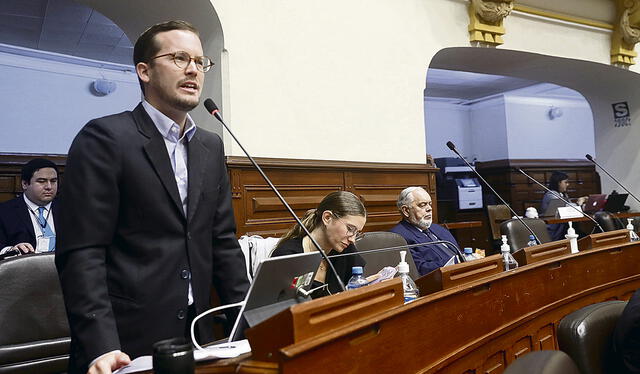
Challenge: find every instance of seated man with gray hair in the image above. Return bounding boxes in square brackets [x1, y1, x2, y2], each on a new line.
[389, 186, 461, 276]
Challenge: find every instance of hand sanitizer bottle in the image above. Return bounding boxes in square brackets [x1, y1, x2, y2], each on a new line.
[500, 235, 518, 271]
[565, 221, 579, 253]
[627, 219, 639, 242]
[397, 251, 419, 303]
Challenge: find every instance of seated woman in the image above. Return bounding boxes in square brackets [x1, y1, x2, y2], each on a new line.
[272, 191, 366, 298]
[541, 171, 588, 241]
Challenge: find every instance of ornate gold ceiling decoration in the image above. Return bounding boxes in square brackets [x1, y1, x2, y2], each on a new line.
[612, 0, 640, 67]
[468, 0, 514, 47]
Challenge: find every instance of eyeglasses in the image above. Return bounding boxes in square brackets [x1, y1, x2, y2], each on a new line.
[330, 212, 362, 238]
[150, 51, 213, 73]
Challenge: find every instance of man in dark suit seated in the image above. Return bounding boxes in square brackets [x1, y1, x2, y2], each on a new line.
[55, 20, 249, 374]
[390, 186, 461, 276]
[611, 288, 640, 373]
[0, 158, 59, 257]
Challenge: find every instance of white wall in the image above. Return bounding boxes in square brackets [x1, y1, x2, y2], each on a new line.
[425, 88, 595, 163]
[0, 51, 140, 154]
[504, 95, 595, 159]
[424, 100, 470, 159]
[469, 97, 509, 162]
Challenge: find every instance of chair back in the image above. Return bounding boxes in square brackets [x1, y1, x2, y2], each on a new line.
[593, 211, 624, 232]
[557, 300, 628, 374]
[500, 218, 551, 252]
[504, 350, 580, 374]
[0, 253, 70, 374]
[354, 232, 419, 279]
[487, 205, 512, 241]
[238, 235, 280, 279]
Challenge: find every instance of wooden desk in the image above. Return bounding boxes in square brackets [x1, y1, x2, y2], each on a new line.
[542, 211, 640, 225]
[198, 239, 640, 373]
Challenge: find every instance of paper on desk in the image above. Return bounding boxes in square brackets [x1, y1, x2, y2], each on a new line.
[111, 340, 250, 374]
[113, 339, 251, 374]
[113, 356, 152, 374]
[194, 339, 251, 361]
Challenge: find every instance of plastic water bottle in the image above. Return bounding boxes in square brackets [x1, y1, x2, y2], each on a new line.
[346, 266, 368, 290]
[627, 219, 640, 242]
[397, 251, 419, 303]
[527, 235, 537, 247]
[463, 247, 476, 261]
[500, 235, 519, 271]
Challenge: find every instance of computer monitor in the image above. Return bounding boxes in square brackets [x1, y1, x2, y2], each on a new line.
[228, 251, 322, 341]
[604, 193, 628, 213]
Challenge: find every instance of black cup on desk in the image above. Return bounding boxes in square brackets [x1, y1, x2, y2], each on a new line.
[152, 337, 195, 374]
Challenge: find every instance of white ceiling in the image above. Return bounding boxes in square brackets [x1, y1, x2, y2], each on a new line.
[425, 68, 585, 103]
[0, 0, 133, 65]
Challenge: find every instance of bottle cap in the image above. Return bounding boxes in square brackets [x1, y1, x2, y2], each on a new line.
[398, 251, 410, 273]
[464, 247, 473, 254]
[351, 266, 363, 275]
[529, 234, 535, 240]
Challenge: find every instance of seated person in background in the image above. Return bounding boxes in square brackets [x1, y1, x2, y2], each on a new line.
[272, 191, 366, 297]
[540, 171, 587, 241]
[611, 288, 640, 373]
[390, 186, 461, 276]
[0, 158, 59, 257]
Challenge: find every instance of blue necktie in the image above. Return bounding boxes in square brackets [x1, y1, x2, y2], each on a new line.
[37, 207, 56, 252]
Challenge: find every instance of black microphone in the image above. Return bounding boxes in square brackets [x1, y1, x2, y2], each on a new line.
[446, 141, 541, 244]
[585, 154, 640, 206]
[203, 99, 346, 291]
[514, 168, 604, 233]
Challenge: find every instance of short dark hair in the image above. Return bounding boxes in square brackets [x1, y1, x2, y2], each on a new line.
[133, 20, 200, 94]
[21, 158, 58, 183]
[548, 171, 569, 192]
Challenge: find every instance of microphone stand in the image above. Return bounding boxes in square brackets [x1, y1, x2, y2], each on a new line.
[586, 154, 640, 206]
[204, 99, 345, 291]
[515, 168, 604, 233]
[329, 239, 464, 260]
[445, 141, 541, 244]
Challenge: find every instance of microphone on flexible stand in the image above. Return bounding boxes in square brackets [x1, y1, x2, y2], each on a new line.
[445, 141, 541, 244]
[585, 154, 640, 206]
[203, 98, 346, 291]
[514, 167, 604, 233]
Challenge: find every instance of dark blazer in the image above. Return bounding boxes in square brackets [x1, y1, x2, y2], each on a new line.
[0, 196, 58, 250]
[55, 104, 250, 373]
[389, 220, 460, 276]
[611, 288, 640, 373]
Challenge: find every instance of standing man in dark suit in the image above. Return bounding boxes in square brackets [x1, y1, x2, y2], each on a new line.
[55, 20, 249, 374]
[390, 186, 461, 276]
[0, 158, 58, 257]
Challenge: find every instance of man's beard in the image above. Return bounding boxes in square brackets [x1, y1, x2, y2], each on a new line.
[411, 216, 432, 230]
[170, 95, 199, 112]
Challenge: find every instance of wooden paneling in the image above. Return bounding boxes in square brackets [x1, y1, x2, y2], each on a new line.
[475, 159, 601, 215]
[226, 156, 438, 237]
[0, 154, 437, 239]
